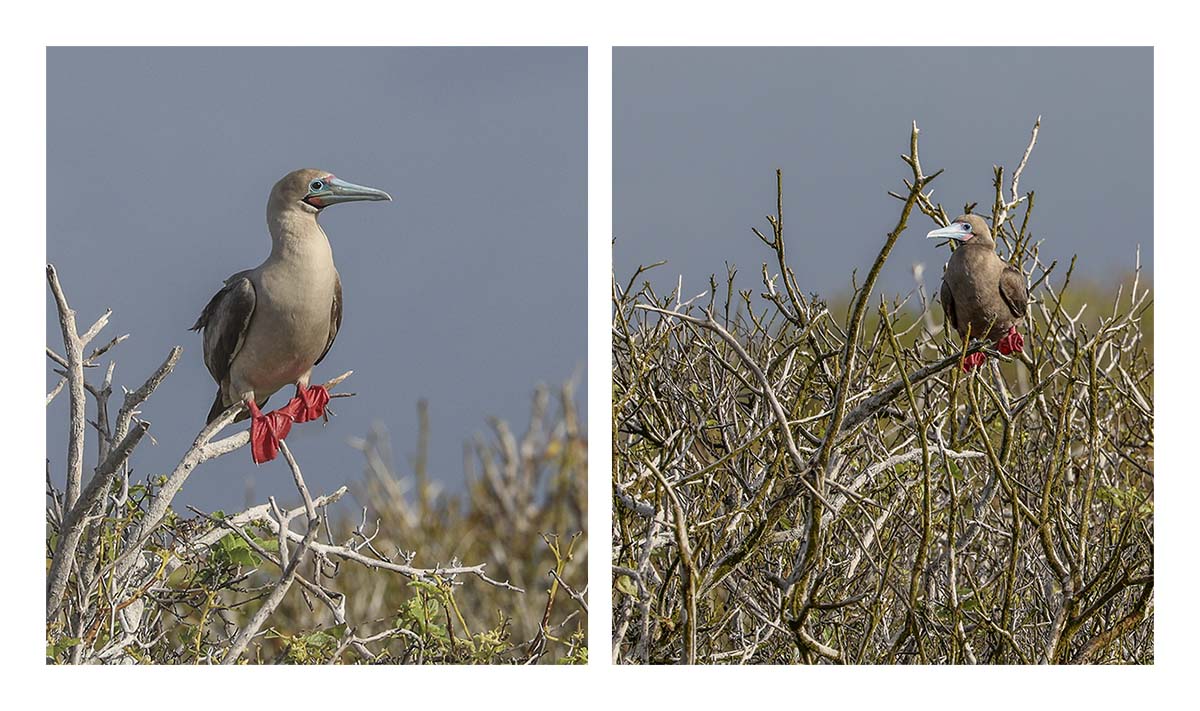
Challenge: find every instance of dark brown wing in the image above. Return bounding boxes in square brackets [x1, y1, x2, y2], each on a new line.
[315, 270, 342, 366]
[190, 270, 256, 385]
[939, 278, 959, 332]
[998, 265, 1029, 320]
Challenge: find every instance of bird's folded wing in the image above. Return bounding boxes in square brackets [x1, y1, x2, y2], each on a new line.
[998, 265, 1029, 319]
[939, 279, 959, 332]
[191, 271, 257, 383]
[315, 270, 342, 366]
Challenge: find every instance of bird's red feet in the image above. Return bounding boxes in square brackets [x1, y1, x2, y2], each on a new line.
[247, 399, 295, 464]
[245, 386, 330, 463]
[962, 351, 987, 372]
[997, 325, 1024, 356]
[290, 384, 330, 423]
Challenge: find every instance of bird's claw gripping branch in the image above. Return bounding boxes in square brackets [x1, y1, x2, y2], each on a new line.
[247, 384, 331, 464]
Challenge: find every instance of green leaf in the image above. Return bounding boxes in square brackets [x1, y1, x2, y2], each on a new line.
[558, 646, 589, 664]
[214, 533, 261, 567]
[46, 637, 81, 661]
[399, 595, 448, 642]
[301, 630, 337, 650]
[615, 575, 639, 597]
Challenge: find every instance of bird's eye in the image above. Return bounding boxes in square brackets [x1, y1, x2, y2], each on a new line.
[310, 180, 324, 192]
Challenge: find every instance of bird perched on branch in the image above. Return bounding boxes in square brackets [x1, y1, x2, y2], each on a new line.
[192, 169, 391, 463]
[927, 214, 1028, 372]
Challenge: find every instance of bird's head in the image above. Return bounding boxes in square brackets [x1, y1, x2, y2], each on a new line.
[926, 214, 994, 249]
[271, 169, 392, 215]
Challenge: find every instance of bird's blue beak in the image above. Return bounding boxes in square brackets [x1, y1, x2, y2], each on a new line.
[308, 176, 392, 207]
[926, 222, 972, 242]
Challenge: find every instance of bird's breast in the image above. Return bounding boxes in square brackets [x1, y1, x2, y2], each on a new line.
[229, 255, 337, 396]
[256, 266, 335, 352]
[945, 249, 1020, 340]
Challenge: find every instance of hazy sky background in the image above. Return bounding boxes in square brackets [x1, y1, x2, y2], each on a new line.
[615, 47, 1152, 300]
[47, 47, 586, 513]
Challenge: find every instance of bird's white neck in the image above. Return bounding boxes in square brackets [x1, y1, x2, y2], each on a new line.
[266, 205, 333, 265]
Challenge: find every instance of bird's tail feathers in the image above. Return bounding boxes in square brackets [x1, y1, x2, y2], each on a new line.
[206, 390, 226, 424]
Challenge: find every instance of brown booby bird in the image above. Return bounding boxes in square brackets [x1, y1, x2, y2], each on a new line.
[191, 169, 390, 463]
[927, 214, 1028, 371]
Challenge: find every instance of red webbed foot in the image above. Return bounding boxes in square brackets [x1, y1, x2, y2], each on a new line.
[997, 325, 1024, 356]
[962, 351, 987, 372]
[247, 400, 296, 464]
[245, 385, 331, 462]
[289, 384, 330, 423]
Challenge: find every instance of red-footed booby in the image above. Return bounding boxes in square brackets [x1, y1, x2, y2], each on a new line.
[191, 169, 390, 463]
[927, 214, 1028, 372]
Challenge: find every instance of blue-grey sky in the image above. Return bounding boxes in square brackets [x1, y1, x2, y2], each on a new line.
[615, 47, 1152, 300]
[47, 47, 586, 513]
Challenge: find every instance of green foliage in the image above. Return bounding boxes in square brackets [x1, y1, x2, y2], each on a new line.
[398, 580, 450, 643]
[558, 628, 588, 664]
[46, 637, 80, 663]
[267, 626, 344, 664]
[1097, 485, 1154, 523]
[213, 533, 260, 568]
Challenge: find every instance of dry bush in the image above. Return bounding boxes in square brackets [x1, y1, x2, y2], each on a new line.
[612, 120, 1153, 664]
[270, 393, 588, 664]
[45, 270, 587, 664]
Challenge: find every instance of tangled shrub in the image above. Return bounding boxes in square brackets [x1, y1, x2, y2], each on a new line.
[612, 121, 1152, 664]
